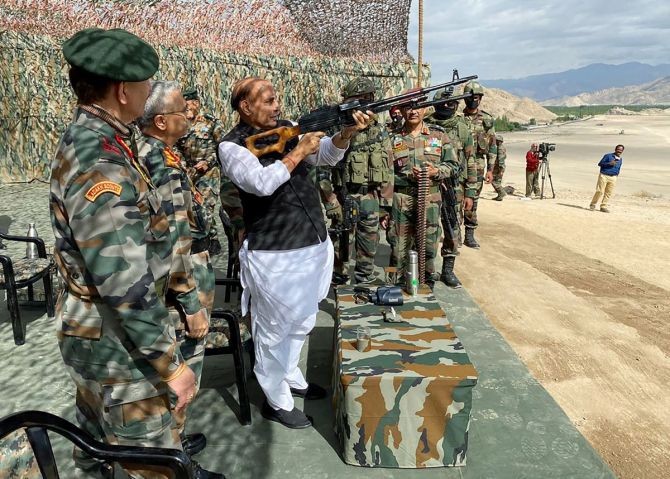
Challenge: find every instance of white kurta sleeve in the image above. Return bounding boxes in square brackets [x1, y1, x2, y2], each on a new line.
[218, 141, 290, 197]
[303, 136, 348, 167]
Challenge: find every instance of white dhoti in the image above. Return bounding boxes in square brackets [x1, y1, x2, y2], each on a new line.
[239, 238, 334, 411]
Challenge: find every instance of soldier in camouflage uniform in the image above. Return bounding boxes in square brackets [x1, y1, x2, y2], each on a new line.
[49, 29, 198, 479]
[462, 80, 497, 249]
[175, 88, 226, 255]
[492, 134, 507, 200]
[425, 90, 477, 287]
[137, 81, 225, 478]
[319, 78, 393, 284]
[390, 98, 459, 283]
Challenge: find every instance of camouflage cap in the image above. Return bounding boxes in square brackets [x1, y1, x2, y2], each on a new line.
[342, 77, 375, 98]
[62, 28, 158, 82]
[463, 81, 485, 96]
[183, 87, 199, 101]
[434, 87, 455, 101]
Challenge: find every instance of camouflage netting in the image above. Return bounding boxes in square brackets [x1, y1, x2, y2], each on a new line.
[0, 0, 427, 182]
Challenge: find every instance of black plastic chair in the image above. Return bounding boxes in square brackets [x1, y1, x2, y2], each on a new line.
[0, 410, 193, 479]
[205, 302, 254, 426]
[0, 232, 56, 345]
[218, 209, 240, 303]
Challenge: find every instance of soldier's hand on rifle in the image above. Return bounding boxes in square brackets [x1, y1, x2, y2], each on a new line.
[337, 110, 373, 146]
[485, 170, 493, 184]
[185, 308, 209, 339]
[325, 197, 343, 223]
[194, 160, 209, 172]
[464, 197, 474, 211]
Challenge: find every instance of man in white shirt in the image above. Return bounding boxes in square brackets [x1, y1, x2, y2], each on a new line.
[218, 77, 370, 428]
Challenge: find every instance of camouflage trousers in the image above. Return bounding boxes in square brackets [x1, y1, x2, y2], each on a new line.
[332, 188, 381, 283]
[191, 250, 215, 315]
[492, 163, 506, 194]
[391, 191, 441, 279]
[464, 157, 485, 230]
[192, 166, 221, 237]
[58, 325, 181, 478]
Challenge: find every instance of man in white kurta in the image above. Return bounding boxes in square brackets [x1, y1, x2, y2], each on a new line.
[218, 77, 370, 428]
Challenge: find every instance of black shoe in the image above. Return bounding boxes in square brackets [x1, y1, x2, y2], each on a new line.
[261, 401, 313, 429]
[181, 433, 207, 456]
[208, 238, 222, 256]
[464, 228, 480, 249]
[192, 461, 226, 479]
[493, 192, 505, 201]
[331, 271, 349, 286]
[290, 383, 327, 400]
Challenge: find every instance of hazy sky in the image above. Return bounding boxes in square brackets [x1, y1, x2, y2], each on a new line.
[407, 0, 670, 83]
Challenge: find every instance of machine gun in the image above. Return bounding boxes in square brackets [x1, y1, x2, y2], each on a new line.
[439, 176, 461, 254]
[327, 186, 359, 266]
[244, 76, 478, 157]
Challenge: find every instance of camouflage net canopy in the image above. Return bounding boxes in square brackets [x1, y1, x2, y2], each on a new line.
[0, 0, 425, 182]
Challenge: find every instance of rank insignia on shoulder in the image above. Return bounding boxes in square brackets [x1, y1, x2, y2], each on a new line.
[163, 147, 182, 169]
[85, 181, 122, 202]
[101, 137, 122, 156]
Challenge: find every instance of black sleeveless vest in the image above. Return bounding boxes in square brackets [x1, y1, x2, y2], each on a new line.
[222, 120, 327, 251]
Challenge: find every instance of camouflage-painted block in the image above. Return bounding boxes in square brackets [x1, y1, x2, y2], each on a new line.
[204, 312, 251, 349]
[333, 286, 478, 468]
[0, 429, 40, 479]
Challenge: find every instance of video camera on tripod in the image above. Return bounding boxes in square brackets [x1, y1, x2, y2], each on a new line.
[538, 142, 556, 159]
[537, 143, 556, 199]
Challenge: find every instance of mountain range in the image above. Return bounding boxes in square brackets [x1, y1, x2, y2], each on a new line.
[484, 62, 670, 102]
[539, 77, 670, 106]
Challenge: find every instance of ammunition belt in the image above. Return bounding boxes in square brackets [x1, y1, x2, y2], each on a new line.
[394, 185, 440, 195]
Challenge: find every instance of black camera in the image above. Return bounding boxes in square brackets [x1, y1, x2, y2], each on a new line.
[354, 286, 404, 306]
[538, 142, 556, 157]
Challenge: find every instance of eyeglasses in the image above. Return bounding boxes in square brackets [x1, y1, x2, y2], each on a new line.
[155, 109, 188, 119]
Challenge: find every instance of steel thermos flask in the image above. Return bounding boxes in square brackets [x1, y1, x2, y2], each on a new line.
[26, 222, 39, 259]
[406, 250, 419, 296]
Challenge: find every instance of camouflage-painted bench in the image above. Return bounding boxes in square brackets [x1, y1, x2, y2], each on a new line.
[333, 285, 478, 468]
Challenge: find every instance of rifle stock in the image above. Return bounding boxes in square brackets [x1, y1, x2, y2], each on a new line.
[245, 124, 301, 158]
[243, 74, 478, 158]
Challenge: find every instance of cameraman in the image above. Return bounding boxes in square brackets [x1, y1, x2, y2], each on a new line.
[525, 143, 541, 197]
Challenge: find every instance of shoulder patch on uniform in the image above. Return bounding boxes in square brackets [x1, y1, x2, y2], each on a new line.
[163, 147, 182, 169]
[84, 181, 122, 202]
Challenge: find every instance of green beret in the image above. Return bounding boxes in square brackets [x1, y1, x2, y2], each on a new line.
[62, 28, 159, 82]
[183, 88, 199, 101]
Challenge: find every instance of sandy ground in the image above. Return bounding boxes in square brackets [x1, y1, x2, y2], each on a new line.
[457, 114, 670, 478]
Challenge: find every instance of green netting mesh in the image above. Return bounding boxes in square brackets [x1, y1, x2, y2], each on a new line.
[0, 1, 427, 182]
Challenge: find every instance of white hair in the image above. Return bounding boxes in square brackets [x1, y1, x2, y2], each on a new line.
[138, 80, 182, 129]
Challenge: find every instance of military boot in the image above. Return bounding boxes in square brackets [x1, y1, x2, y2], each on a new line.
[440, 256, 462, 288]
[192, 462, 226, 479]
[464, 228, 480, 249]
[493, 190, 506, 201]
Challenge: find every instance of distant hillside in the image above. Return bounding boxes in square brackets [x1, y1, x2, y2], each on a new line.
[453, 87, 556, 124]
[542, 77, 670, 106]
[483, 62, 670, 101]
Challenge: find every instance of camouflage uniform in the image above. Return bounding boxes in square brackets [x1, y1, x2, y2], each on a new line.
[139, 136, 206, 436]
[50, 105, 183, 476]
[492, 134, 507, 200]
[319, 118, 393, 283]
[390, 123, 459, 280]
[425, 112, 478, 251]
[0, 430, 40, 477]
[462, 108, 496, 244]
[175, 113, 226, 248]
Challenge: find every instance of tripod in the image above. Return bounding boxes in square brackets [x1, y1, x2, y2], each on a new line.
[539, 158, 555, 199]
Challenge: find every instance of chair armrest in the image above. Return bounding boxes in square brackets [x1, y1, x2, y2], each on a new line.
[0, 233, 47, 258]
[215, 277, 241, 288]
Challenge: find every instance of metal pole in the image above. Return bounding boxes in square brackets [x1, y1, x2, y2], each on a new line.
[417, 0, 423, 87]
